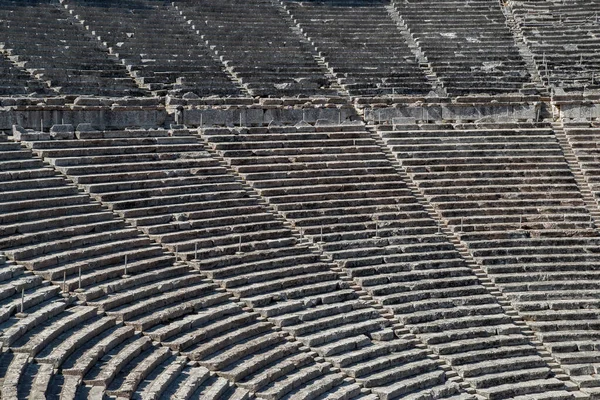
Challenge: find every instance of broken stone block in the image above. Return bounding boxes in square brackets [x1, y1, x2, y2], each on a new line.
[12, 125, 50, 141]
[182, 92, 199, 100]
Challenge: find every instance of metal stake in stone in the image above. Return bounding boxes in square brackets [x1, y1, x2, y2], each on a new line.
[338, 111, 341, 125]
[519, 215, 523, 229]
[320, 226, 324, 243]
[460, 217, 464, 232]
[200, 113, 203, 128]
[63, 270, 67, 294]
[236, 235, 243, 254]
[20, 288, 24, 314]
[40, 118, 44, 133]
[175, 244, 179, 258]
[77, 267, 83, 292]
[194, 242, 198, 260]
[239, 113, 242, 127]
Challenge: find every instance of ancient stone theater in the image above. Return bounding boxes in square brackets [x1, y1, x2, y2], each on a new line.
[0, 0, 599, 399]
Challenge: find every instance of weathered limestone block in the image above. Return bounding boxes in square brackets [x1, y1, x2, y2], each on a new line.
[12, 125, 50, 141]
[75, 123, 102, 139]
[50, 124, 75, 140]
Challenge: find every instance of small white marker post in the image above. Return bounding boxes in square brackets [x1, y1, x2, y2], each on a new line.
[122, 254, 130, 278]
[519, 215, 523, 229]
[16, 288, 27, 318]
[63, 270, 68, 296]
[75, 267, 84, 292]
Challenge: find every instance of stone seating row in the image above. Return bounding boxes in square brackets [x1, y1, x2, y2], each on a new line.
[0, 54, 50, 96]
[1, 134, 404, 399]
[564, 124, 600, 203]
[0, 0, 146, 97]
[202, 125, 573, 399]
[510, 0, 600, 90]
[63, 0, 243, 97]
[3, 318, 248, 399]
[281, 0, 433, 97]
[19, 127, 471, 399]
[381, 122, 600, 393]
[0, 256, 62, 352]
[175, 0, 340, 97]
[0, 139, 174, 296]
[0, 262, 376, 397]
[393, 0, 534, 96]
[0, 287, 365, 400]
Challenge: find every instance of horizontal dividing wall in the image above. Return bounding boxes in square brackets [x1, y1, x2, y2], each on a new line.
[362, 100, 543, 124]
[3, 97, 600, 132]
